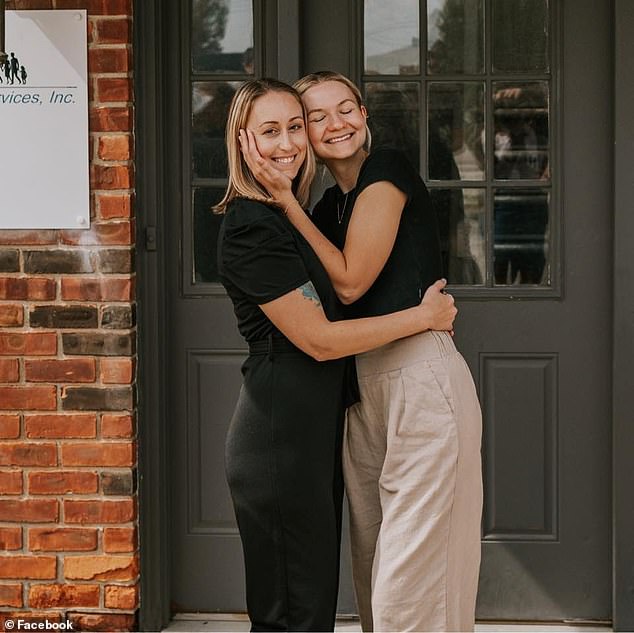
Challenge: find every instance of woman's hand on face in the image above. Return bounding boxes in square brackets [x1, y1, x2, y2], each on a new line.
[419, 279, 457, 332]
[239, 129, 294, 204]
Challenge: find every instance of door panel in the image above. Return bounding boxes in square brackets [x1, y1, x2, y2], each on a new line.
[167, 0, 612, 620]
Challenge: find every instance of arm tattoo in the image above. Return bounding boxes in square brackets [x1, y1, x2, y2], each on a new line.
[297, 281, 322, 308]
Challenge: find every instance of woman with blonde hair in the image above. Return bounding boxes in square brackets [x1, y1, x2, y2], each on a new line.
[240, 71, 483, 632]
[216, 77, 457, 631]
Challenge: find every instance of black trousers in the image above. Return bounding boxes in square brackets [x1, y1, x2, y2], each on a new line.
[225, 340, 346, 632]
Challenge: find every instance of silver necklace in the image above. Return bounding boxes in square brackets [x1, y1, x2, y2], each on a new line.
[337, 192, 350, 224]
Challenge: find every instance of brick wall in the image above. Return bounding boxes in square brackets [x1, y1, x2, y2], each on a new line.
[0, 1, 137, 630]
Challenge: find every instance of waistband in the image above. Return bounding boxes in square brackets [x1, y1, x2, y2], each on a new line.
[248, 334, 303, 356]
[355, 330, 457, 377]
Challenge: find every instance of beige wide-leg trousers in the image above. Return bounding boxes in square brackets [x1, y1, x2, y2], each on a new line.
[344, 330, 483, 632]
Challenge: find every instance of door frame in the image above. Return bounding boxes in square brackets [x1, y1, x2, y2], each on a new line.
[134, 1, 634, 630]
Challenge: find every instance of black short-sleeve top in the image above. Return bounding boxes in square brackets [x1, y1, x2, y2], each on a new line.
[217, 197, 345, 343]
[311, 148, 443, 319]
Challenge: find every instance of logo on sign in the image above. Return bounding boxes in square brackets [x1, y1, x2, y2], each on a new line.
[0, 52, 28, 85]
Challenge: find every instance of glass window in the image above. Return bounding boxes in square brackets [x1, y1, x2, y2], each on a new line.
[427, 0, 484, 74]
[428, 82, 485, 181]
[493, 82, 549, 180]
[492, 0, 549, 73]
[364, 0, 420, 75]
[363, 0, 554, 290]
[365, 82, 421, 171]
[192, 0, 254, 74]
[494, 189, 550, 286]
[193, 188, 225, 283]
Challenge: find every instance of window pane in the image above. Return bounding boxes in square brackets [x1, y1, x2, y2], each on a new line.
[428, 0, 484, 74]
[492, 0, 549, 73]
[431, 188, 485, 285]
[192, 81, 240, 179]
[365, 82, 420, 171]
[493, 82, 549, 180]
[428, 82, 485, 181]
[193, 187, 225, 283]
[192, 0, 254, 73]
[494, 189, 550, 286]
[364, 0, 420, 75]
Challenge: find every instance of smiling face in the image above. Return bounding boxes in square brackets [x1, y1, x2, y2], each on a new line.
[301, 80, 368, 162]
[245, 91, 307, 180]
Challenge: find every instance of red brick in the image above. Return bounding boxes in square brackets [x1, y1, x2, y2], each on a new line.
[55, 0, 131, 15]
[29, 528, 98, 552]
[64, 499, 135, 524]
[0, 557, 56, 579]
[0, 527, 22, 550]
[0, 415, 20, 439]
[29, 471, 98, 495]
[0, 387, 57, 411]
[0, 443, 57, 467]
[0, 359, 19, 382]
[96, 78, 132, 104]
[64, 555, 138, 581]
[68, 612, 135, 632]
[88, 47, 130, 74]
[25, 359, 96, 383]
[101, 414, 133, 439]
[0, 583, 22, 607]
[104, 584, 138, 610]
[0, 305, 23, 327]
[0, 333, 57, 356]
[0, 500, 58, 523]
[0, 231, 57, 245]
[61, 277, 134, 301]
[101, 358, 134, 384]
[94, 17, 131, 44]
[61, 221, 134, 246]
[0, 277, 56, 300]
[61, 442, 134, 467]
[0, 470, 22, 494]
[29, 584, 100, 608]
[10, 0, 53, 9]
[98, 135, 132, 161]
[26, 414, 96, 439]
[103, 527, 136, 553]
[91, 163, 134, 188]
[90, 106, 132, 133]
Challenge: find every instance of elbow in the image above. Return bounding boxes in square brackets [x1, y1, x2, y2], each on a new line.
[336, 283, 365, 305]
[302, 332, 341, 362]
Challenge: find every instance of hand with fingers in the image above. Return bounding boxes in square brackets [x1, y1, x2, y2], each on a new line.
[419, 279, 457, 332]
[239, 129, 295, 207]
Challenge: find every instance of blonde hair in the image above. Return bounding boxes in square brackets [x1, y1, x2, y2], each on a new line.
[294, 71, 372, 152]
[214, 78, 315, 214]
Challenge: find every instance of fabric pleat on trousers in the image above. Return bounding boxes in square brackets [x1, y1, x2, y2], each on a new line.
[343, 330, 483, 632]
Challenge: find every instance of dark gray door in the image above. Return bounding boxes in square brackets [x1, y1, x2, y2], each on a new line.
[166, 0, 611, 621]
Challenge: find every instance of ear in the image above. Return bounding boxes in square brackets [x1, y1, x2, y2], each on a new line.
[361, 104, 368, 118]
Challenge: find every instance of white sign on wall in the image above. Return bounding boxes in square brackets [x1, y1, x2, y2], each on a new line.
[0, 10, 89, 229]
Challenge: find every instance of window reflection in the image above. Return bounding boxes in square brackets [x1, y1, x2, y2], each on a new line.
[365, 83, 420, 171]
[428, 82, 485, 181]
[431, 188, 485, 284]
[493, 82, 549, 180]
[192, 81, 240, 179]
[428, 0, 484, 74]
[192, 0, 254, 73]
[364, 0, 420, 75]
[494, 189, 549, 285]
[193, 188, 225, 283]
[493, 0, 549, 73]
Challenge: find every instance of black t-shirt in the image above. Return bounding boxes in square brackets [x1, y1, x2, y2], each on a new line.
[311, 148, 443, 318]
[218, 198, 345, 342]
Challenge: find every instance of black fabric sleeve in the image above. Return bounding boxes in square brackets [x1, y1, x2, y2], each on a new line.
[356, 148, 416, 201]
[221, 202, 310, 304]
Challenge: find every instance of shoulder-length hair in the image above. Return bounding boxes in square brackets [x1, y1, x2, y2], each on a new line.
[214, 78, 315, 214]
[294, 71, 371, 152]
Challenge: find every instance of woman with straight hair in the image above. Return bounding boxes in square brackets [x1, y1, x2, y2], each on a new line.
[215, 77, 457, 632]
[239, 71, 483, 632]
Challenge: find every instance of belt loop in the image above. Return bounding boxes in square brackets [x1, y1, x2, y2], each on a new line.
[267, 333, 274, 361]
